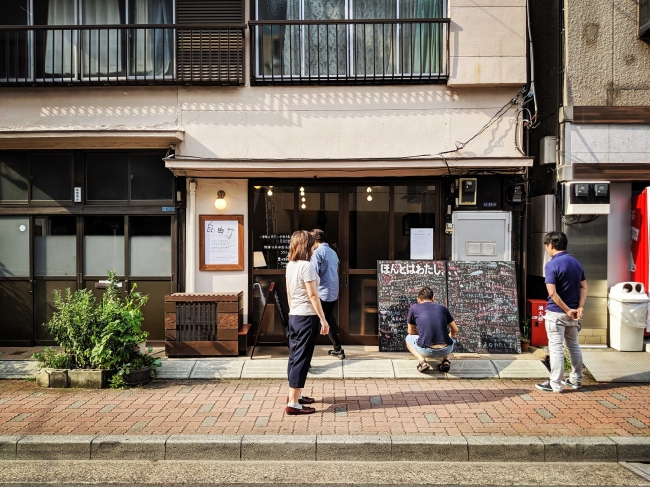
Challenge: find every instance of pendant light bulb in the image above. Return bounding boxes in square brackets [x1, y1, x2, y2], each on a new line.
[267, 189, 273, 196]
[367, 194, 373, 202]
[301, 203, 306, 209]
[366, 187, 372, 193]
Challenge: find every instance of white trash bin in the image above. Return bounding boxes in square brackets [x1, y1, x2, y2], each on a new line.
[609, 282, 650, 351]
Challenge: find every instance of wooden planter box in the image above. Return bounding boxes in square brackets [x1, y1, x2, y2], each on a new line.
[164, 292, 243, 357]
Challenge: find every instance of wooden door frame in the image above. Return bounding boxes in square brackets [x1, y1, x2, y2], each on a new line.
[248, 179, 444, 347]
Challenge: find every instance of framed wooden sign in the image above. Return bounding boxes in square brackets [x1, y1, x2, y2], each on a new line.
[199, 215, 244, 271]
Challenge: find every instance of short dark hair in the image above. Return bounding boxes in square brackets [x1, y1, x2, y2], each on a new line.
[543, 231, 567, 251]
[418, 287, 434, 301]
[311, 229, 327, 243]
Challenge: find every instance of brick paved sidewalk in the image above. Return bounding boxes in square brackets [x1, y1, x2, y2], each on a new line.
[1, 379, 649, 437]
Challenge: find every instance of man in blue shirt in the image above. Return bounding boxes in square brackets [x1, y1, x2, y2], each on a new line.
[536, 231, 588, 393]
[405, 287, 458, 373]
[311, 229, 344, 358]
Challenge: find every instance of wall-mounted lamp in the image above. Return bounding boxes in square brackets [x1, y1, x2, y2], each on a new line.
[214, 190, 227, 210]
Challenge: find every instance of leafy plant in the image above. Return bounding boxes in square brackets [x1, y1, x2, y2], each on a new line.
[31, 347, 73, 369]
[520, 320, 531, 341]
[43, 288, 100, 368]
[90, 272, 149, 371]
[109, 373, 127, 389]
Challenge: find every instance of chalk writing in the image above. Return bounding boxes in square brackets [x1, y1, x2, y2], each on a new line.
[446, 261, 520, 353]
[377, 260, 448, 352]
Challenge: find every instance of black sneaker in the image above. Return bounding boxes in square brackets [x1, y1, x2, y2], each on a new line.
[561, 379, 581, 390]
[535, 381, 561, 393]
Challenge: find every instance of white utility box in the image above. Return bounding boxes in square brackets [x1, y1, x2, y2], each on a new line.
[451, 211, 511, 261]
[609, 282, 650, 352]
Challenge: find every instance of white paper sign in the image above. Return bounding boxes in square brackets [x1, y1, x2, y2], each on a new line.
[205, 219, 239, 265]
[410, 228, 434, 260]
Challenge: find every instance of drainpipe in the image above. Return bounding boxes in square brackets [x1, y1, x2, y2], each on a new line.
[187, 179, 197, 293]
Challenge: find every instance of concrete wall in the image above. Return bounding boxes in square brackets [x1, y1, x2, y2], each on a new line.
[565, 0, 650, 106]
[1, 85, 525, 160]
[448, 0, 527, 86]
[569, 123, 650, 164]
[192, 179, 249, 323]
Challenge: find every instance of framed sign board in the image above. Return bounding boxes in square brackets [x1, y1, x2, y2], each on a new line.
[199, 215, 244, 271]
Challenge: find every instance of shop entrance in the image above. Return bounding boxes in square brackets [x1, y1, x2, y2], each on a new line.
[250, 181, 442, 345]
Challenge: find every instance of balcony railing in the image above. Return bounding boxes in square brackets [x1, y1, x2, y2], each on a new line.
[0, 24, 245, 86]
[250, 18, 449, 84]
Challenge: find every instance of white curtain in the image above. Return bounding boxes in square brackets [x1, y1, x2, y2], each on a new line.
[131, 0, 173, 77]
[353, 0, 396, 76]
[45, 0, 75, 77]
[82, 0, 124, 77]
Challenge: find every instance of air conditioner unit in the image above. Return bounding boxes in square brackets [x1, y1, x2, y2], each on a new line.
[564, 181, 610, 215]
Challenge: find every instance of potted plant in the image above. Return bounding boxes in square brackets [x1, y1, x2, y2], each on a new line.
[520, 320, 531, 352]
[35, 270, 158, 389]
[90, 272, 160, 388]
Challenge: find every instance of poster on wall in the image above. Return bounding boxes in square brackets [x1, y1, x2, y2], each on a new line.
[199, 215, 244, 271]
[410, 228, 434, 259]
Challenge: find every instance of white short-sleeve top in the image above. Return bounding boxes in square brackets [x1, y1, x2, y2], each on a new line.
[285, 260, 319, 316]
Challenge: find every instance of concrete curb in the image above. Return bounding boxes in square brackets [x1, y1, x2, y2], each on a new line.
[1, 435, 648, 462]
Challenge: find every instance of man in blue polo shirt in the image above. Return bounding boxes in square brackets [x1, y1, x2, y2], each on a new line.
[311, 229, 344, 358]
[536, 231, 588, 393]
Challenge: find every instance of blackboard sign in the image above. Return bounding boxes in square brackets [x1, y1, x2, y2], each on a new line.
[250, 282, 290, 359]
[377, 261, 447, 352]
[446, 261, 520, 353]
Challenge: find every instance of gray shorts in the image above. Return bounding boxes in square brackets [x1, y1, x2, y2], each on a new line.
[405, 335, 455, 358]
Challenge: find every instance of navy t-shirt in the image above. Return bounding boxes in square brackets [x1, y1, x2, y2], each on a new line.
[544, 251, 586, 313]
[406, 302, 454, 348]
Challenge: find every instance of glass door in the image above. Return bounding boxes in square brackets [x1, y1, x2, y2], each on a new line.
[0, 217, 33, 345]
[33, 215, 78, 345]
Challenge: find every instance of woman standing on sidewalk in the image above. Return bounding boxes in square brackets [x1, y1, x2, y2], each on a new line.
[285, 230, 329, 415]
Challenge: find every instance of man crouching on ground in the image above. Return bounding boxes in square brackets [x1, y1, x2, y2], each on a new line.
[405, 286, 459, 373]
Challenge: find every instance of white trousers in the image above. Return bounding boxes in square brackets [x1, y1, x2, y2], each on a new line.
[545, 311, 583, 392]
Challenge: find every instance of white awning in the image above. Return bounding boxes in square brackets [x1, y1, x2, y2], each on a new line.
[164, 156, 533, 178]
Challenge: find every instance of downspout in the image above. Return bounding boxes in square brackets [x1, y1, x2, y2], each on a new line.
[187, 179, 197, 293]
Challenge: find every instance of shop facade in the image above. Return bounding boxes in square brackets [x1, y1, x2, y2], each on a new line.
[1, 0, 532, 348]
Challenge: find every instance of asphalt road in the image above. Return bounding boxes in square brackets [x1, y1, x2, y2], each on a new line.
[0, 460, 648, 486]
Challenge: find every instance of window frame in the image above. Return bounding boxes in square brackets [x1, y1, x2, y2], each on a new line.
[640, 0, 650, 40]
[0, 151, 74, 207]
[252, 0, 448, 81]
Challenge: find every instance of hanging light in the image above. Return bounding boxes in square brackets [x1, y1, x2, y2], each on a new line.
[267, 188, 273, 196]
[299, 187, 305, 192]
[301, 197, 306, 202]
[214, 190, 227, 210]
[366, 187, 372, 193]
[301, 203, 306, 209]
[367, 194, 373, 202]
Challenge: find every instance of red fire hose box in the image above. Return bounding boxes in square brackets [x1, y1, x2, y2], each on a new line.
[527, 299, 548, 347]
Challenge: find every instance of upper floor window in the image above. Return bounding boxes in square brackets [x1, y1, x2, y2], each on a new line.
[641, 0, 650, 40]
[251, 0, 449, 83]
[0, 0, 245, 85]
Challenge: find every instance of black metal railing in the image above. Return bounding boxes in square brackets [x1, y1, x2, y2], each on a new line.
[0, 24, 245, 86]
[250, 18, 449, 84]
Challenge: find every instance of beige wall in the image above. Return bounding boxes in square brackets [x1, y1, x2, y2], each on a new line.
[1, 85, 525, 160]
[449, 0, 527, 86]
[192, 179, 249, 322]
[565, 0, 650, 106]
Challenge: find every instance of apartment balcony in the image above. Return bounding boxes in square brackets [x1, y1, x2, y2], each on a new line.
[0, 24, 245, 86]
[250, 18, 449, 84]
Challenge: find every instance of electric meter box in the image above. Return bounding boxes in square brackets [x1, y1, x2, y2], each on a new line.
[564, 181, 610, 215]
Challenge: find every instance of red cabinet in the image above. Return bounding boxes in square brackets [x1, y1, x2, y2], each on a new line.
[527, 298, 548, 347]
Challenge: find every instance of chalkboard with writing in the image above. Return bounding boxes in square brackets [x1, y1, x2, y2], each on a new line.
[446, 261, 520, 353]
[377, 261, 448, 352]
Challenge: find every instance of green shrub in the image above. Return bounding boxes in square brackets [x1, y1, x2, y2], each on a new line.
[43, 288, 99, 368]
[31, 347, 73, 369]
